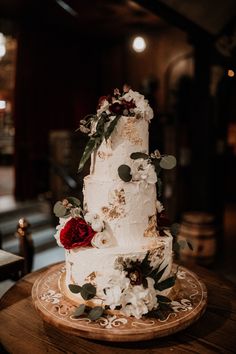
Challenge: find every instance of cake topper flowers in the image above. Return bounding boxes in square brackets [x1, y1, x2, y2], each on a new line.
[77, 86, 154, 172]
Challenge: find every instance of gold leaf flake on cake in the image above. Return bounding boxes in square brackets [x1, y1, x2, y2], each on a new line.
[144, 215, 159, 237]
[101, 189, 126, 220]
[121, 117, 143, 145]
[85, 271, 97, 285]
[115, 188, 126, 205]
[98, 151, 112, 160]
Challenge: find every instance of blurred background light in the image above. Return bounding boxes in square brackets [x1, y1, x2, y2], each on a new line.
[0, 33, 6, 58]
[132, 36, 146, 53]
[227, 69, 235, 77]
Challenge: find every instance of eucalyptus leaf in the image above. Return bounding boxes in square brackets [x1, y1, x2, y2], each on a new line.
[67, 197, 81, 207]
[155, 276, 176, 291]
[80, 283, 96, 300]
[153, 159, 162, 176]
[68, 284, 82, 294]
[160, 155, 177, 170]
[78, 137, 99, 172]
[73, 304, 86, 317]
[104, 115, 122, 141]
[88, 306, 104, 321]
[153, 309, 167, 321]
[156, 295, 171, 303]
[118, 164, 132, 182]
[130, 152, 149, 160]
[53, 201, 67, 218]
[157, 178, 162, 197]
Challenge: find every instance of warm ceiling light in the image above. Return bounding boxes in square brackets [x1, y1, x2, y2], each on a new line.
[132, 36, 146, 53]
[0, 100, 6, 109]
[227, 69, 235, 77]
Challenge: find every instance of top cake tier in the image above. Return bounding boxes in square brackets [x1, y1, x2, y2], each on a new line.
[78, 88, 154, 179]
[90, 116, 149, 181]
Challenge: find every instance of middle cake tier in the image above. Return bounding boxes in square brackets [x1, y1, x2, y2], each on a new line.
[83, 176, 159, 248]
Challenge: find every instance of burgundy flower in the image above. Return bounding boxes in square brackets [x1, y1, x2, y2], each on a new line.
[110, 102, 124, 114]
[97, 95, 108, 109]
[121, 99, 136, 110]
[157, 211, 170, 227]
[125, 261, 148, 288]
[60, 217, 96, 249]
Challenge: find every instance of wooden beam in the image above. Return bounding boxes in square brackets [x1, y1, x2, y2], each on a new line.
[133, 0, 213, 41]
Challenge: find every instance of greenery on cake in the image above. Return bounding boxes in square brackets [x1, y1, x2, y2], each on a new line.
[53, 197, 113, 250]
[69, 251, 177, 321]
[118, 149, 176, 197]
[77, 86, 154, 172]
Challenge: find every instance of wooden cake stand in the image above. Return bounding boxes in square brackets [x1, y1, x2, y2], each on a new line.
[31, 262, 207, 342]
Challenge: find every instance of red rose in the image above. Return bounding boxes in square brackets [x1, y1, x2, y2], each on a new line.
[60, 217, 96, 250]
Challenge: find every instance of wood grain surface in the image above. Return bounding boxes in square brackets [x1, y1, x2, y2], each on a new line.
[31, 263, 207, 342]
[1, 262, 236, 354]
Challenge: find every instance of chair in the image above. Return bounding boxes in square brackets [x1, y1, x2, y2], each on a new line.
[0, 218, 34, 281]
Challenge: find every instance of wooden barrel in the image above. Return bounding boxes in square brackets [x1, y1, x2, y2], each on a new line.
[177, 211, 217, 266]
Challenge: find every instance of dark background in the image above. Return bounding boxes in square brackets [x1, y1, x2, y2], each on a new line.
[0, 0, 236, 275]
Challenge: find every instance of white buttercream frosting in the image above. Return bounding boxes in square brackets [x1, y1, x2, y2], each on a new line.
[65, 236, 173, 318]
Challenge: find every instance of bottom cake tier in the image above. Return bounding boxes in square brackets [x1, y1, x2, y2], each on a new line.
[64, 235, 174, 319]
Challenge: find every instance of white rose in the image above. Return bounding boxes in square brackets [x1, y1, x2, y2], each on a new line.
[130, 159, 147, 181]
[121, 278, 158, 319]
[91, 230, 113, 248]
[91, 219, 104, 232]
[122, 90, 154, 121]
[145, 164, 157, 184]
[84, 212, 104, 232]
[104, 270, 130, 309]
[103, 285, 123, 310]
[54, 216, 72, 247]
[156, 200, 164, 213]
[130, 159, 157, 184]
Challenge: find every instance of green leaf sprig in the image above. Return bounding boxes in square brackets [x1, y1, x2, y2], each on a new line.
[69, 283, 96, 300]
[72, 304, 104, 321]
[78, 113, 122, 172]
[53, 197, 81, 218]
[117, 150, 176, 197]
[69, 283, 104, 321]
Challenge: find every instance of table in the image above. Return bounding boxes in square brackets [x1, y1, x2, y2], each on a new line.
[1, 262, 236, 354]
[0, 249, 24, 281]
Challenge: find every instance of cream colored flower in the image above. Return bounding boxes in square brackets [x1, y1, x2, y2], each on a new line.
[130, 159, 157, 184]
[54, 216, 72, 247]
[91, 230, 113, 248]
[122, 89, 154, 122]
[156, 200, 164, 213]
[84, 212, 104, 232]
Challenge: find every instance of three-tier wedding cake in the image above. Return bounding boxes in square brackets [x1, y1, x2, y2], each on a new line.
[53, 87, 176, 320]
